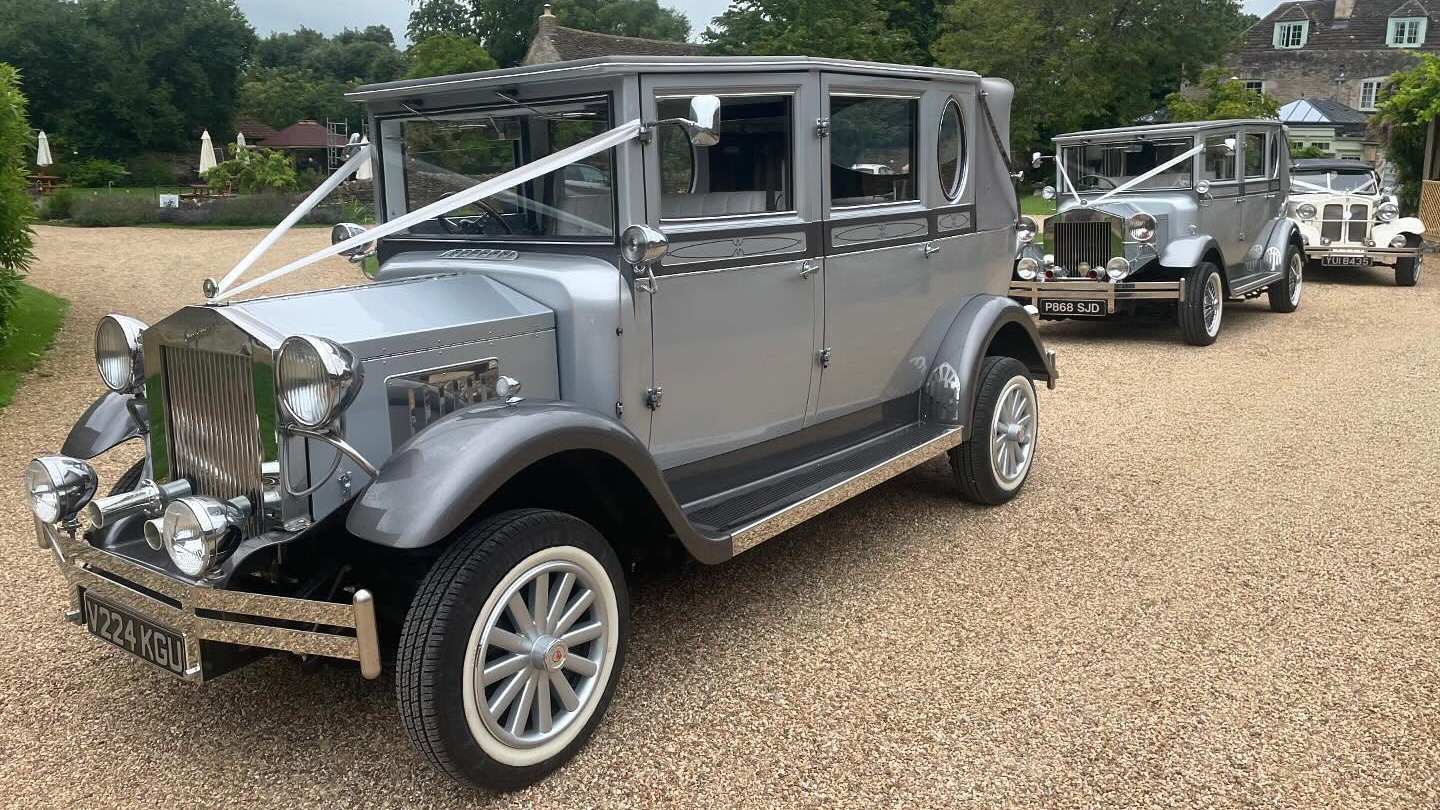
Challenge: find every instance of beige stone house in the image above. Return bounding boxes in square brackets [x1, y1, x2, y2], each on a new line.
[522, 5, 705, 66]
[1220, 0, 1440, 111]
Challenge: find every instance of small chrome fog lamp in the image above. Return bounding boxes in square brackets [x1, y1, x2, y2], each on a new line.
[1296, 203, 1317, 220]
[24, 457, 98, 524]
[1321, 237, 1333, 246]
[95, 314, 148, 393]
[621, 224, 669, 266]
[276, 335, 362, 429]
[1041, 186, 1057, 201]
[1106, 257, 1132, 281]
[1377, 202, 1399, 223]
[161, 496, 250, 578]
[1016, 216, 1039, 245]
[1126, 212, 1156, 242]
[1391, 235, 1409, 249]
[1016, 257, 1040, 280]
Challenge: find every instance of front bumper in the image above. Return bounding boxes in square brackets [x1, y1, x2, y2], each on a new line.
[1303, 244, 1422, 265]
[1009, 280, 1186, 315]
[36, 519, 380, 682]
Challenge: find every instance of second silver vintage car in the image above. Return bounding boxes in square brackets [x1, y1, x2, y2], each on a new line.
[1287, 158, 1425, 287]
[1010, 119, 1307, 345]
[22, 56, 1057, 791]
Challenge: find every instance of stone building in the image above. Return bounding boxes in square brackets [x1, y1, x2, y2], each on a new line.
[522, 5, 706, 66]
[1220, 0, 1440, 111]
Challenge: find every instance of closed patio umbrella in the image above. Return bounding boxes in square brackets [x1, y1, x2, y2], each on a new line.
[236, 131, 246, 150]
[36, 130, 53, 167]
[199, 130, 217, 174]
[355, 136, 372, 181]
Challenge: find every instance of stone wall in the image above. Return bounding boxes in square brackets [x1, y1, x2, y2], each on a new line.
[1219, 48, 1422, 108]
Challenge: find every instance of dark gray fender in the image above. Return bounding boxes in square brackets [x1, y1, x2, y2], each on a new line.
[1159, 235, 1225, 270]
[345, 399, 729, 561]
[61, 391, 145, 460]
[1258, 217, 1304, 271]
[922, 295, 1057, 438]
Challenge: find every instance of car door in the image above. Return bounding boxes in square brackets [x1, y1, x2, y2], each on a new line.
[1237, 126, 1281, 280]
[640, 74, 823, 470]
[1198, 128, 1245, 272]
[814, 74, 937, 423]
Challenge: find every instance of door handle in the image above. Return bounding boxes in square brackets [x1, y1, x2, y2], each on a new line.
[923, 242, 941, 258]
[799, 260, 821, 279]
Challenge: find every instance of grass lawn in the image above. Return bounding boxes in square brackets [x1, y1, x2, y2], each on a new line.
[67, 186, 190, 198]
[1020, 195, 1057, 217]
[0, 283, 69, 408]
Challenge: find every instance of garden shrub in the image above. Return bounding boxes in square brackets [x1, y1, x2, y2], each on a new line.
[125, 153, 181, 187]
[0, 63, 35, 341]
[38, 187, 78, 220]
[69, 195, 159, 226]
[63, 157, 128, 188]
[203, 146, 299, 193]
[62, 191, 369, 228]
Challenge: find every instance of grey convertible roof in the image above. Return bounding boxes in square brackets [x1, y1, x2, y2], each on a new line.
[1053, 119, 1284, 143]
[1291, 158, 1377, 172]
[348, 55, 981, 103]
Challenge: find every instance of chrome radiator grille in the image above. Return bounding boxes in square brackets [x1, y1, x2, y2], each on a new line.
[1052, 220, 1114, 274]
[162, 345, 266, 534]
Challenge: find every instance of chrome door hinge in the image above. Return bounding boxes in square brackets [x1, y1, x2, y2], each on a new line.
[615, 401, 624, 418]
[645, 387, 663, 410]
[816, 118, 831, 138]
[817, 348, 832, 368]
[637, 127, 654, 145]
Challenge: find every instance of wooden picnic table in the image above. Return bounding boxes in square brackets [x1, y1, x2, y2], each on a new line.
[26, 174, 62, 194]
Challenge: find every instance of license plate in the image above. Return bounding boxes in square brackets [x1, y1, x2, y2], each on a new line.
[82, 590, 188, 677]
[1322, 255, 1368, 267]
[1039, 299, 1106, 317]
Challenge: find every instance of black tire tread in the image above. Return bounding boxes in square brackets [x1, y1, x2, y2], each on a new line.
[1268, 243, 1301, 313]
[949, 356, 1032, 505]
[1396, 256, 1421, 287]
[1177, 262, 1221, 346]
[109, 459, 145, 496]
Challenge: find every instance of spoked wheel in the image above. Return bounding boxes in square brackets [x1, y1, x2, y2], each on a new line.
[397, 509, 628, 791]
[949, 356, 1038, 505]
[1268, 244, 1303, 312]
[1178, 262, 1223, 346]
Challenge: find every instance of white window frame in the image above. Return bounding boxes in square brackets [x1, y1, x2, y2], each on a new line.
[1359, 77, 1386, 111]
[1243, 80, 1265, 95]
[1388, 17, 1427, 48]
[1274, 20, 1308, 49]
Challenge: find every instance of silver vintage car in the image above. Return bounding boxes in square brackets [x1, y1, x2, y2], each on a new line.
[1010, 119, 1307, 345]
[1287, 158, 1425, 287]
[23, 57, 1057, 790]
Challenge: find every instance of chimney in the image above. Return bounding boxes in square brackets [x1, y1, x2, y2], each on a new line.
[1334, 0, 1356, 21]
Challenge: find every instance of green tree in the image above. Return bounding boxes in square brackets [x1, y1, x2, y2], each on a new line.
[407, 33, 498, 78]
[1290, 144, 1330, 159]
[202, 145, 299, 193]
[704, 0, 920, 64]
[0, 63, 34, 340]
[237, 69, 361, 131]
[408, 0, 692, 67]
[1372, 55, 1436, 212]
[932, 0, 1253, 157]
[1165, 68, 1279, 122]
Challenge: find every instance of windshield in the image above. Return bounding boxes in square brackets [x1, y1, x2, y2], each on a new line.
[1059, 138, 1194, 194]
[381, 95, 615, 240]
[1292, 170, 1379, 195]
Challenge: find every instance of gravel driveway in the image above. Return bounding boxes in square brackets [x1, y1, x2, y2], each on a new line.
[1, 225, 1436, 808]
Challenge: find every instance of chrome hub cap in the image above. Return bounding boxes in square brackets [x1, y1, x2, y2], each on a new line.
[990, 377, 1037, 490]
[1288, 253, 1303, 304]
[1203, 273, 1223, 336]
[472, 559, 610, 749]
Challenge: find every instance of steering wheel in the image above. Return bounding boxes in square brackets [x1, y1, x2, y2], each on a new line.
[439, 199, 513, 235]
[1078, 174, 1119, 190]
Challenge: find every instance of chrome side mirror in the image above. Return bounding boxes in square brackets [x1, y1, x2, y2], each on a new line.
[1031, 151, 1044, 169]
[1223, 138, 1237, 157]
[332, 222, 376, 264]
[342, 133, 364, 160]
[682, 95, 721, 146]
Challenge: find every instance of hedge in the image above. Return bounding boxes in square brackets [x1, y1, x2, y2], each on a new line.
[0, 63, 34, 341]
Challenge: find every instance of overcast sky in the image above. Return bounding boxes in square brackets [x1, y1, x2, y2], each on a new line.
[235, 0, 1285, 44]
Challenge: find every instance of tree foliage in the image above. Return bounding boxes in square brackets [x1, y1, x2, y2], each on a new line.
[0, 63, 34, 340]
[408, 0, 692, 67]
[202, 145, 299, 193]
[1373, 54, 1436, 211]
[0, 0, 255, 158]
[1165, 68, 1280, 122]
[704, 0, 919, 62]
[237, 71, 358, 131]
[932, 0, 1253, 156]
[407, 33, 498, 78]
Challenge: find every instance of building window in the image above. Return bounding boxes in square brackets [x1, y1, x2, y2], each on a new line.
[1388, 17, 1427, 48]
[1243, 80, 1265, 94]
[1359, 78, 1386, 111]
[1274, 20, 1308, 49]
[1310, 142, 1331, 152]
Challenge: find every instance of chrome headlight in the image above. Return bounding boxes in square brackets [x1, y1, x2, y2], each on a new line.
[1391, 235, 1409, 248]
[276, 335, 362, 429]
[1377, 202, 1399, 222]
[1106, 257, 1132, 281]
[24, 457, 98, 523]
[95, 315, 147, 393]
[1126, 213, 1156, 242]
[1296, 203, 1317, 220]
[1016, 216, 1038, 245]
[1041, 186, 1056, 201]
[161, 496, 248, 578]
[1016, 257, 1039, 280]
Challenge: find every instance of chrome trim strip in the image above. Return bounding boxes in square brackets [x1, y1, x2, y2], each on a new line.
[353, 590, 381, 679]
[1009, 280, 1185, 313]
[729, 427, 964, 555]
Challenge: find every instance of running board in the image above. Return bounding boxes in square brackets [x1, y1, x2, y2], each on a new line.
[683, 424, 964, 557]
[1228, 271, 1283, 298]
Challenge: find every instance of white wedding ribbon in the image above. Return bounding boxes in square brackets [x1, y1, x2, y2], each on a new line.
[1290, 177, 1377, 196]
[1088, 143, 1207, 207]
[214, 145, 374, 296]
[216, 118, 643, 301]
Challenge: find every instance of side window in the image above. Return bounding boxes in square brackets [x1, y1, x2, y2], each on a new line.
[1244, 132, 1266, 179]
[830, 94, 918, 207]
[1203, 133, 1237, 182]
[937, 98, 966, 201]
[658, 95, 792, 219]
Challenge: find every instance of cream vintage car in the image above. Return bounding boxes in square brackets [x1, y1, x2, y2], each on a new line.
[1288, 159, 1424, 287]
